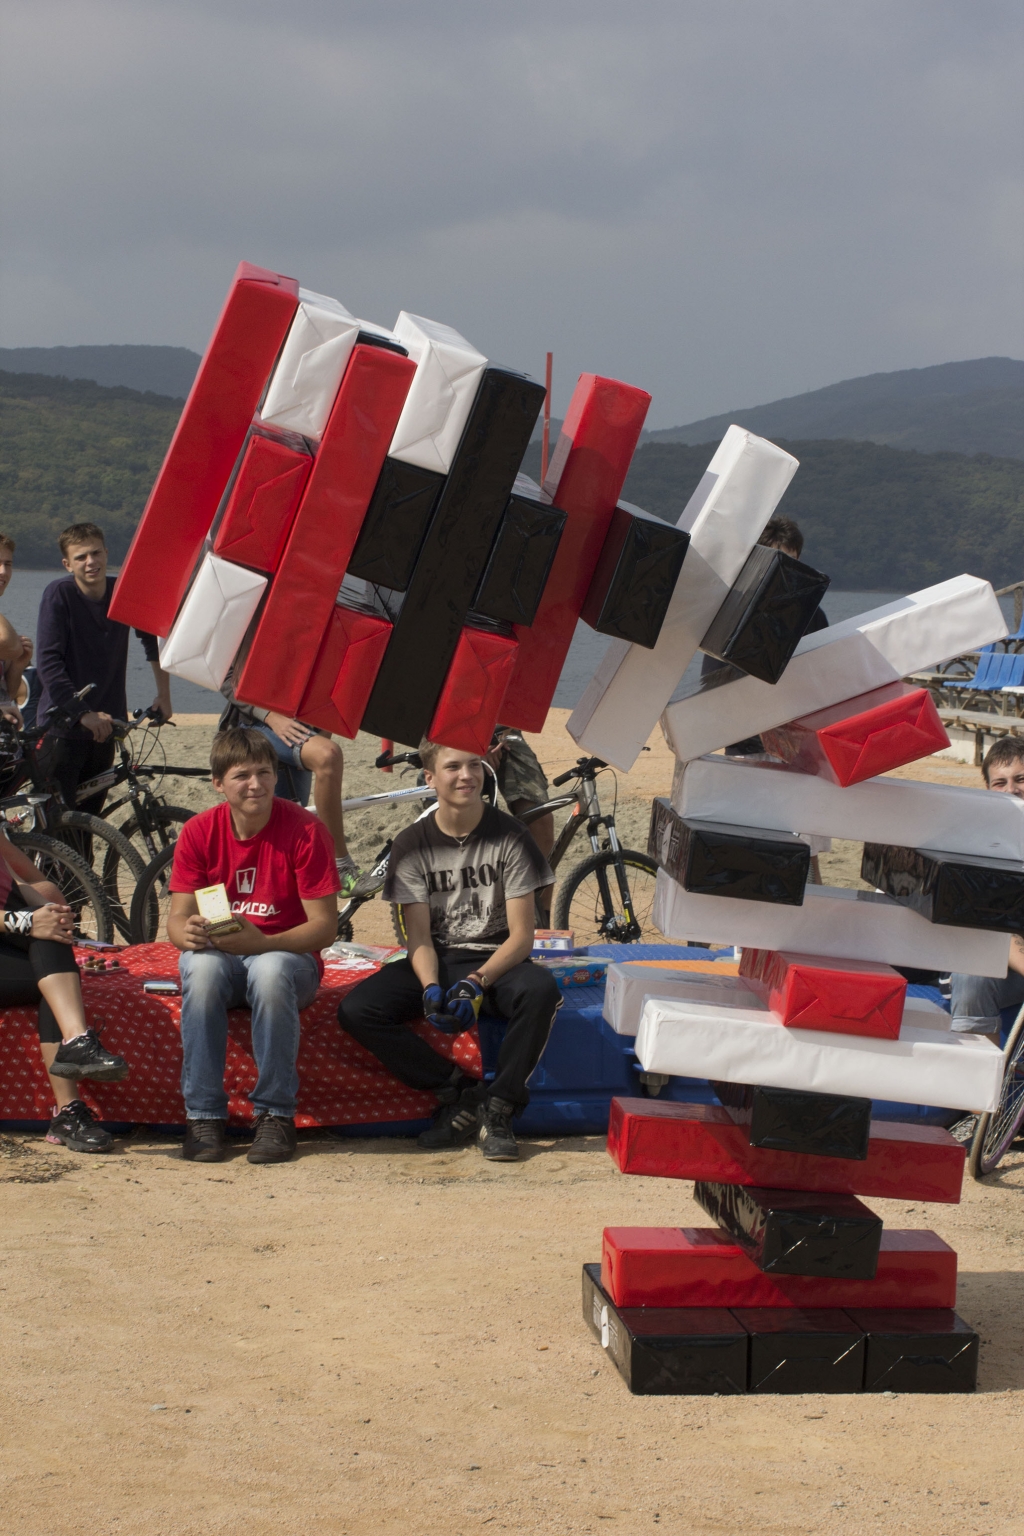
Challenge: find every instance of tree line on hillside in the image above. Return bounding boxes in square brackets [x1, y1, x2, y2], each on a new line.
[3, 370, 1023, 588]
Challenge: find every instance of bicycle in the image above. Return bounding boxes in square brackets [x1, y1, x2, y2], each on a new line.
[968, 1000, 1024, 1178]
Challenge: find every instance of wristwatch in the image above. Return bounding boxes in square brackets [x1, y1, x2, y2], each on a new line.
[471, 971, 490, 990]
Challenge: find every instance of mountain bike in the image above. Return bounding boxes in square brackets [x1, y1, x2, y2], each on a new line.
[968, 1001, 1024, 1178]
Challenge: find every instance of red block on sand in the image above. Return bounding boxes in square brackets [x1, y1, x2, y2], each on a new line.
[761, 682, 949, 787]
[607, 1098, 965, 1204]
[499, 375, 650, 731]
[601, 1227, 957, 1310]
[738, 947, 907, 1039]
[110, 262, 299, 636]
[213, 428, 312, 573]
[428, 626, 518, 754]
[296, 603, 393, 738]
[237, 344, 415, 715]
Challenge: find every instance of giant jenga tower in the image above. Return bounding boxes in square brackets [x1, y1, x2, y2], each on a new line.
[579, 435, 1017, 1396]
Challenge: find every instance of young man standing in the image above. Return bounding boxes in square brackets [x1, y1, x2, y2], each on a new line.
[950, 735, 1024, 1043]
[166, 728, 339, 1165]
[338, 741, 562, 1162]
[36, 523, 173, 814]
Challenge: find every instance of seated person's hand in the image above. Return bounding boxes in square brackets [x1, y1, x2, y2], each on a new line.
[445, 978, 483, 1030]
[19, 635, 33, 663]
[209, 914, 266, 955]
[422, 984, 449, 1029]
[31, 902, 75, 944]
[180, 914, 213, 951]
[265, 711, 315, 749]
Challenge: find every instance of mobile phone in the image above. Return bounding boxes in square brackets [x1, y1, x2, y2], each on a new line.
[143, 979, 181, 996]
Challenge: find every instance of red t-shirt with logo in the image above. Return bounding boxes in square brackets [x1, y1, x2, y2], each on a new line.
[169, 799, 339, 976]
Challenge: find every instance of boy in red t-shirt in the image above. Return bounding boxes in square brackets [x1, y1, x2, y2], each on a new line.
[167, 728, 339, 1165]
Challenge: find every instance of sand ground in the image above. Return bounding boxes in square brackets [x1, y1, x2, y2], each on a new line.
[2, 713, 1019, 1535]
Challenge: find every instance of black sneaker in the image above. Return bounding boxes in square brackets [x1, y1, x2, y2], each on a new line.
[183, 1119, 227, 1162]
[417, 1089, 480, 1149]
[45, 1101, 115, 1153]
[248, 1113, 297, 1164]
[478, 1097, 519, 1162]
[50, 1029, 129, 1082]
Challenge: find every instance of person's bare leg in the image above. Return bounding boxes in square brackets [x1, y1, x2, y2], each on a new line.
[299, 734, 348, 859]
[38, 1043, 79, 1110]
[36, 972, 90, 1040]
[510, 800, 554, 924]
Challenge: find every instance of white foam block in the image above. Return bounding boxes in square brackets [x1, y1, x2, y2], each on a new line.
[652, 869, 1011, 978]
[604, 960, 951, 1038]
[661, 575, 1007, 763]
[566, 427, 799, 771]
[634, 995, 1002, 1112]
[388, 312, 488, 474]
[673, 753, 1024, 860]
[260, 290, 361, 439]
[159, 553, 267, 691]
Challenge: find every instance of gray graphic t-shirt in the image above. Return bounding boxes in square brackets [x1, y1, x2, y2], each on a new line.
[384, 805, 553, 953]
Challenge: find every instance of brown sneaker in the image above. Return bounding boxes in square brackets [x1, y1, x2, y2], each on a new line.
[183, 1119, 226, 1162]
[248, 1112, 297, 1164]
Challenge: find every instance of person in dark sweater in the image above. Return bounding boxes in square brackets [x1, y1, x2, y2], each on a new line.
[35, 522, 172, 814]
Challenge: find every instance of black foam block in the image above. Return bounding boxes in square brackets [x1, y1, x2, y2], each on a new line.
[699, 544, 831, 684]
[712, 1082, 872, 1161]
[694, 1182, 882, 1278]
[580, 500, 690, 649]
[582, 1264, 748, 1396]
[848, 1309, 978, 1393]
[360, 367, 545, 745]
[473, 491, 566, 626]
[346, 457, 445, 592]
[861, 843, 1024, 934]
[649, 798, 810, 906]
[733, 1309, 866, 1394]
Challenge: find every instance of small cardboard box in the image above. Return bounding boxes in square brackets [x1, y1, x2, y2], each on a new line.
[195, 883, 242, 937]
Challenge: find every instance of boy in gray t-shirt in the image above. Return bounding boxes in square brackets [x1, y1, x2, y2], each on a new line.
[338, 742, 561, 1162]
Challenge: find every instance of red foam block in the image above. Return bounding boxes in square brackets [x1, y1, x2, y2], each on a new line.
[296, 603, 393, 738]
[607, 1098, 964, 1204]
[213, 427, 312, 573]
[428, 625, 518, 754]
[761, 682, 950, 786]
[499, 375, 650, 731]
[738, 947, 907, 1039]
[237, 344, 415, 715]
[110, 262, 299, 636]
[601, 1227, 957, 1310]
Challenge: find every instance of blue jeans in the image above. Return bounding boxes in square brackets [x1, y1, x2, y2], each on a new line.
[949, 969, 1024, 1035]
[179, 949, 320, 1120]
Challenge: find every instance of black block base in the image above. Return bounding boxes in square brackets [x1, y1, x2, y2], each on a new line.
[861, 843, 1024, 934]
[734, 1308, 866, 1393]
[848, 1309, 979, 1393]
[695, 1181, 882, 1278]
[649, 799, 810, 906]
[699, 544, 830, 685]
[582, 1265, 748, 1396]
[712, 1081, 872, 1161]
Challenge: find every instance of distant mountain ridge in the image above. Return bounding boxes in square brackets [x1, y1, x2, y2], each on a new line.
[0, 345, 200, 401]
[648, 357, 1024, 460]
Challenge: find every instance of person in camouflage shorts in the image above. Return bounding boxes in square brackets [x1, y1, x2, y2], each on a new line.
[490, 728, 555, 921]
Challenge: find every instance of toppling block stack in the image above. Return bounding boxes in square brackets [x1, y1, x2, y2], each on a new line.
[573, 457, 1011, 1393]
[110, 264, 679, 750]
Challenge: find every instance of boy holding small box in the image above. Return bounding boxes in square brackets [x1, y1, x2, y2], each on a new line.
[167, 728, 339, 1164]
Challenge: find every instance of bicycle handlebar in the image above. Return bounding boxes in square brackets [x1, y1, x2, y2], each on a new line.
[552, 755, 607, 787]
[375, 750, 422, 770]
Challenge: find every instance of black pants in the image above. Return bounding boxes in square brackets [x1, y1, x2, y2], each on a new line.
[0, 932, 80, 1043]
[338, 953, 562, 1109]
[38, 735, 116, 817]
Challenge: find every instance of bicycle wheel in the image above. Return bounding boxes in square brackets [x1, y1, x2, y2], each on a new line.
[56, 810, 147, 943]
[111, 803, 194, 863]
[8, 831, 114, 943]
[552, 849, 661, 945]
[130, 842, 176, 944]
[969, 1008, 1024, 1178]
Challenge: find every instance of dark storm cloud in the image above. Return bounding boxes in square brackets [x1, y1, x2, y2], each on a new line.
[1, 0, 1021, 425]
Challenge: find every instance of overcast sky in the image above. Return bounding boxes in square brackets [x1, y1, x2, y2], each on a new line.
[1, 0, 1021, 427]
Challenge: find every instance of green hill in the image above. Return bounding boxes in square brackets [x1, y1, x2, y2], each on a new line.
[0, 345, 200, 400]
[3, 369, 1024, 590]
[0, 371, 181, 565]
[646, 358, 1024, 460]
